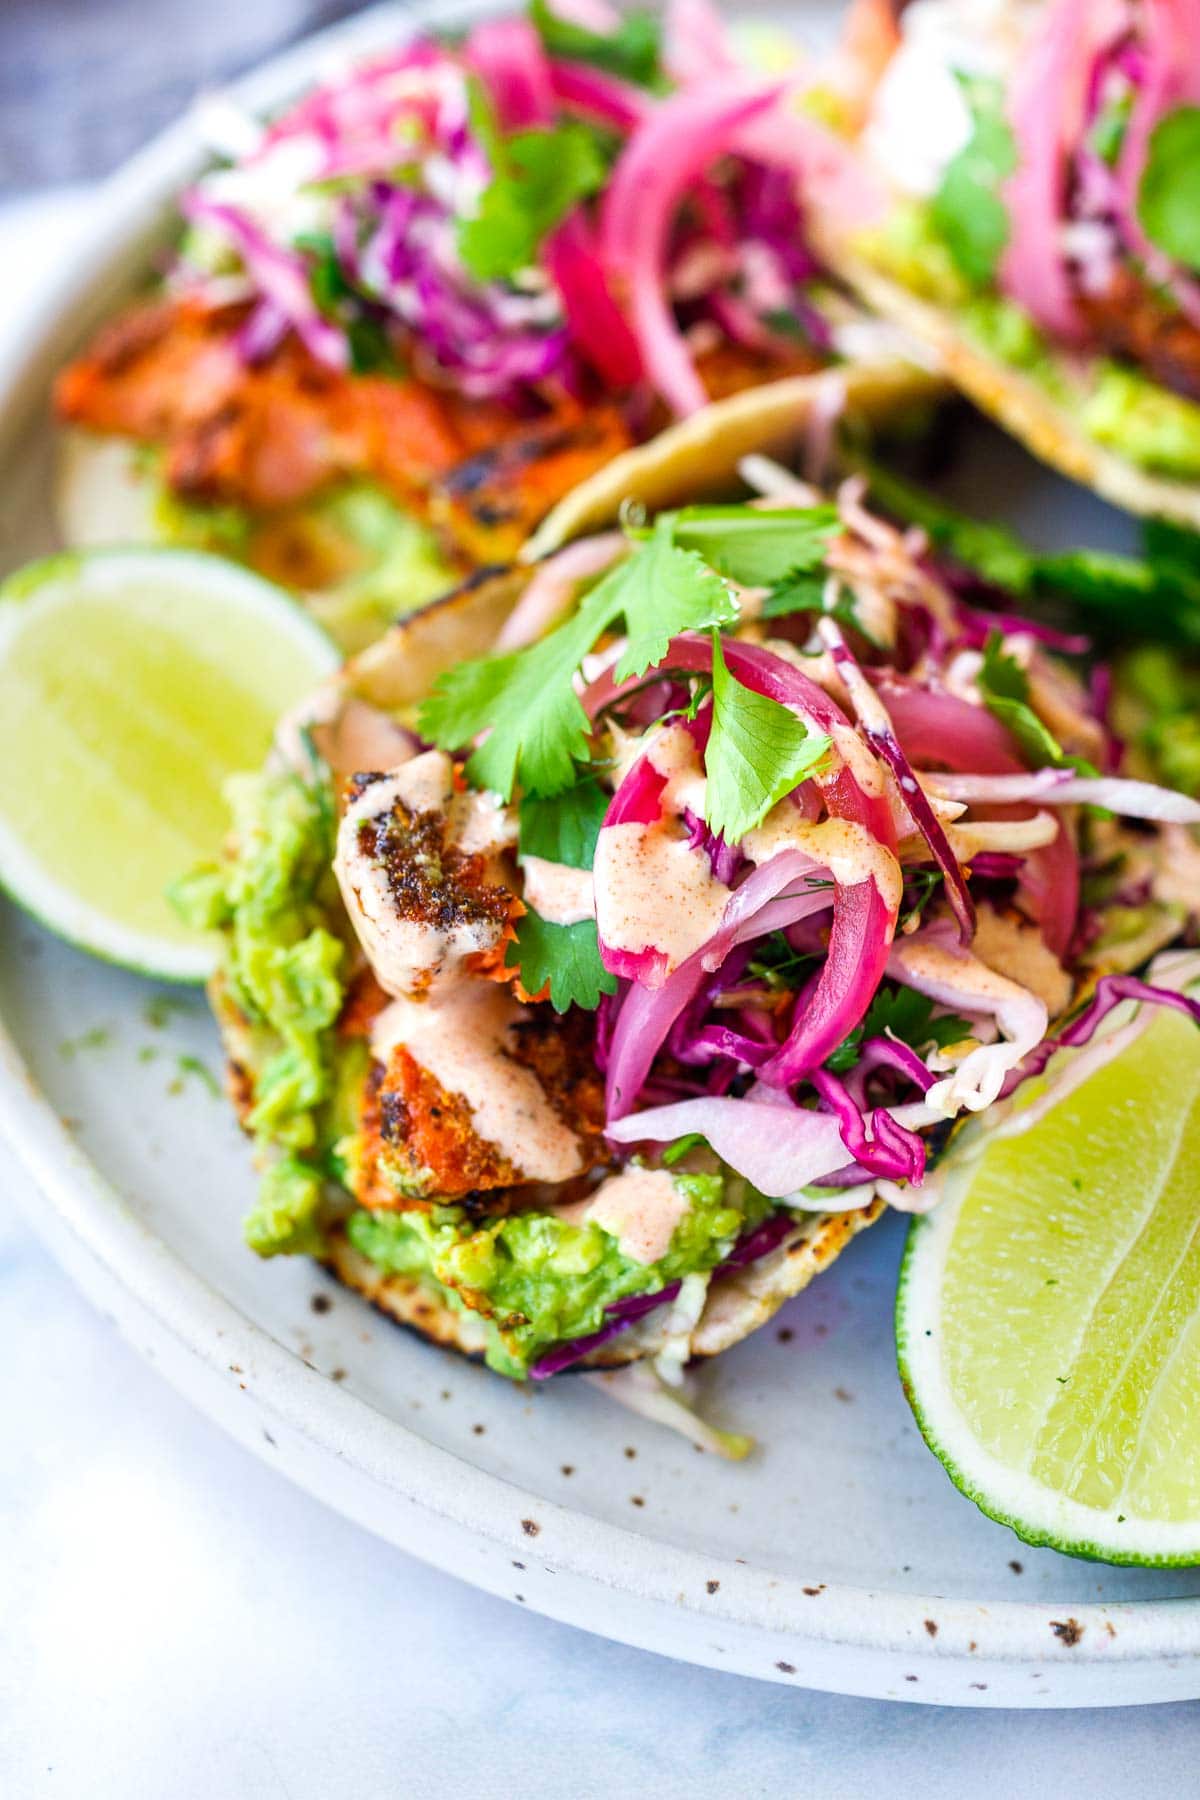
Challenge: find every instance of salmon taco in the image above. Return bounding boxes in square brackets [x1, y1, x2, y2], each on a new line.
[172, 410, 1200, 1445]
[809, 0, 1200, 524]
[53, 0, 937, 653]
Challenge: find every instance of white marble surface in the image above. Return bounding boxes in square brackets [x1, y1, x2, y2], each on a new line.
[4, 191, 1200, 1799]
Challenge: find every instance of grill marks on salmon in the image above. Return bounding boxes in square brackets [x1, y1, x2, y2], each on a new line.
[55, 298, 827, 564]
[54, 296, 637, 561]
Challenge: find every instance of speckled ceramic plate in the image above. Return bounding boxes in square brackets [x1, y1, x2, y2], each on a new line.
[4, 0, 1200, 1708]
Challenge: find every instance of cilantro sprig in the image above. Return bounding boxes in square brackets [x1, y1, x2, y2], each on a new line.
[518, 775, 609, 867]
[420, 517, 737, 797]
[458, 115, 607, 283]
[663, 504, 839, 586]
[505, 911, 615, 1011]
[528, 0, 664, 89]
[507, 775, 615, 1012]
[977, 631, 1095, 773]
[422, 504, 845, 855]
[826, 987, 972, 1073]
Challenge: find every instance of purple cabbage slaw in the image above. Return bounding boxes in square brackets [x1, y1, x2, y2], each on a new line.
[558, 466, 1200, 1222]
[175, 1, 859, 411]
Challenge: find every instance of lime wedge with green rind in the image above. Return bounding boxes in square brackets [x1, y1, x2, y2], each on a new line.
[0, 548, 338, 983]
[897, 957, 1200, 1564]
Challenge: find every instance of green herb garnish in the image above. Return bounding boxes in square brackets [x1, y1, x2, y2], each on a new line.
[518, 775, 609, 869]
[505, 910, 616, 1011]
[665, 504, 840, 587]
[930, 74, 1016, 288]
[1137, 105, 1200, 273]
[827, 986, 972, 1073]
[977, 631, 1095, 773]
[528, 0, 664, 88]
[703, 632, 832, 845]
[458, 118, 607, 282]
[420, 520, 735, 798]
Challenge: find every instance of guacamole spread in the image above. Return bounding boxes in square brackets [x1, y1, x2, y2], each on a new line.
[861, 203, 1200, 478]
[347, 1168, 768, 1378]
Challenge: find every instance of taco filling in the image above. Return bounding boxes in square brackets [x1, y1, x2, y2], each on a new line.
[53, 0, 903, 649]
[838, 0, 1200, 479]
[176, 463, 1200, 1412]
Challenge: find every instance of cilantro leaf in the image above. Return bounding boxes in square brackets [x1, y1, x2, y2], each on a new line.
[984, 694, 1091, 771]
[668, 504, 840, 587]
[930, 73, 1016, 287]
[1090, 90, 1132, 167]
[823, 1030, 864, 1074]
[614, 516, 735, 680]
[458, 120, 606, 283]
[528, 0, 663, 88]
[518, 776, 609, 869]
[760, 572, 886, 650]
[863, 986, 972, 1052]
[828, 985, 972, 1071]
[293, 231, 400, 373]
[505, 909, 616, 1011]
[760, 571, 827, 618]
[421, 528, 733, 798]
[1138, 106, 1200, 273]
[979, 628, 1029, 702]
[421, 576, 616, 798]
[977, 632, 1095, 772]
[703, 632, 832, 844]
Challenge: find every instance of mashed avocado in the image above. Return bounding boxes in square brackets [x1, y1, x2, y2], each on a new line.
[347, 1169, 770, 1378]
[152, 471, 456, 652]
[863, 203, 1200, 477]
[176, 753, 779, 1366]
[960, 293, 1057, 381]
[172, 754, 355, 1255]
[859, 200, 971, 308]
[1081, 364, 1200, 479]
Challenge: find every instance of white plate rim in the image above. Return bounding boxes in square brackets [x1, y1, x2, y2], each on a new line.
[3, 0, 1200, 1703]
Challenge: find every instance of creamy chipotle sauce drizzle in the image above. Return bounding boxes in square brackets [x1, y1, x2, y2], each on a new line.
[556, 1166, 688, 1265]
[371, 983, 584, 1183]
[593, 722, 732, 976]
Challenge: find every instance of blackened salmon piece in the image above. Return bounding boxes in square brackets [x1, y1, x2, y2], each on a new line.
[357, 1004, 607, 1208]
[429, 406, 635, 564]
[694, 340, 826, 400]
[55, 298, 246, 440]
[334, 752, 520, 1000]
[56, 297, 474, 510]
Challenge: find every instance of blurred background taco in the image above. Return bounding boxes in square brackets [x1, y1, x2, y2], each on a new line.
[810, 0, 1200, 523]
[53, 0, 942, 651]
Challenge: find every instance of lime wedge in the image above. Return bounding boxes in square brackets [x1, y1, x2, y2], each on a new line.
[897, 962, 1200, 1563]
[0, 549, 338, 982]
